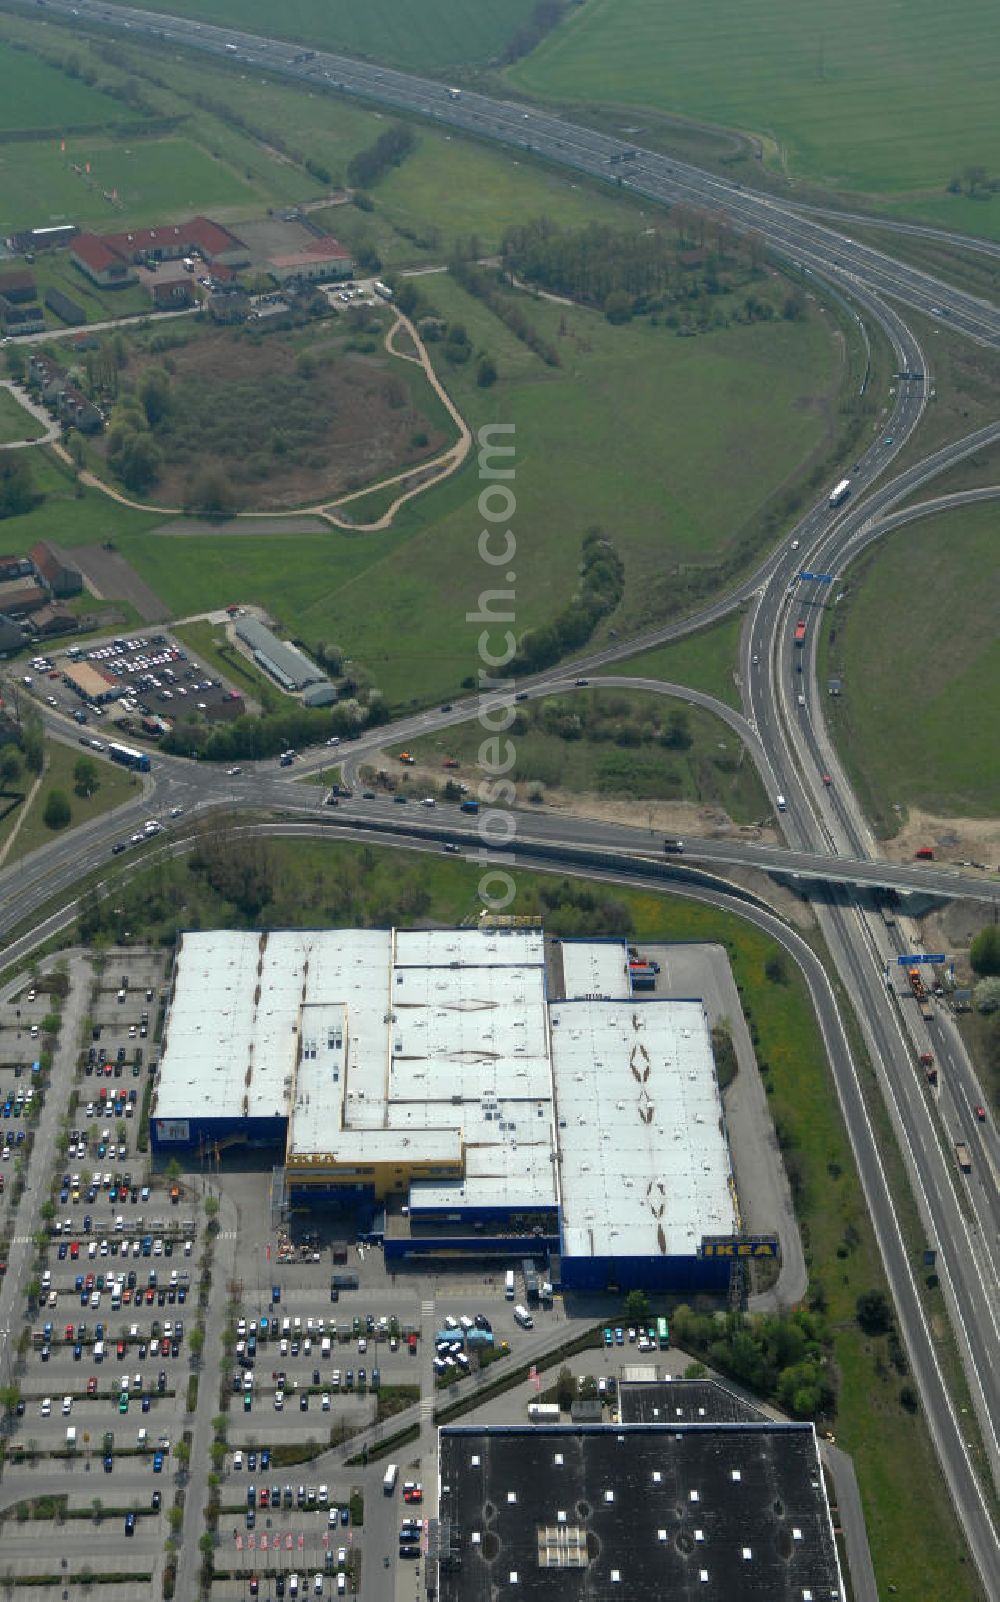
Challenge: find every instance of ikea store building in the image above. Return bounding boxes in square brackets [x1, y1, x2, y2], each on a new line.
[150, 926, 754, 1294]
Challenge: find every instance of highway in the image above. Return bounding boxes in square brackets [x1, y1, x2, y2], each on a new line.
[4, 0, 1000, 1586]
[22, 0, 1000, 348]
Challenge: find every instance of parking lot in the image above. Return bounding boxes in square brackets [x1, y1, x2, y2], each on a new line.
[0, 946, 593, 1602]
[19, 630, 243, 741]
[0, 947, 201, 1597]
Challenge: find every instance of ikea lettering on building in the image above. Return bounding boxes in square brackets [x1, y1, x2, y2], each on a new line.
[700, 1237, 780, 1259]
[150, 926, 775, 1295]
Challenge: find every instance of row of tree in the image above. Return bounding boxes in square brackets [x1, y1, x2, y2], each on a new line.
[160, 693, 390, 765]
[447, 258, 560, 366]
[505, 527, 624, 675]
[347, 124, 416, 191]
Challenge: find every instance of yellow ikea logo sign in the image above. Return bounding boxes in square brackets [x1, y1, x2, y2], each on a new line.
[701, 1237, 779, 1259]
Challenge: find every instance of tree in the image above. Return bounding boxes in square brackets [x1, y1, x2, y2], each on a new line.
[43, 789, 71, 831]
[554, 1365, 576, 1410]
[970, 924, 1000, 978]
[764, 953, 788, 985]
[139, 367, 172, 428]
[20, 713, 44, 775]
[476, 353, 498, 387]
[0, 749, 21, 788]
[186, 465, 238, 519]
[0, 455, 37, 519]
[119, 432, 161, 495]
[73, 755, 99, 798]
[856, 1289, 892, 1336]
[624, 1289, 649, 1324]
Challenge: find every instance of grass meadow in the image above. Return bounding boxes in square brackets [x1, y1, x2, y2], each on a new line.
[820, 500, 1000, 828]
[615, 614, 745, 710]
[511, 0, 1000, 199]
[127, 0, 536, 69]
[0, 135, 257, 236]
[0, 40, 125, 131]
[0, 389, 45, 446]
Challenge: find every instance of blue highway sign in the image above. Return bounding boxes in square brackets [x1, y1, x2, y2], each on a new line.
[798, 571, 834, 583]
[896, 953, 946, 966]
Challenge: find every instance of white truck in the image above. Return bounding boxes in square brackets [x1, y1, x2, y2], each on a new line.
[383, 1462, 398, 1495]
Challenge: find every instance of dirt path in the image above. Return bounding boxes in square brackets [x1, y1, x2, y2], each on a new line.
[321, 308, 472, 530]
[0, 759, 45, 869]
[50, 308, 471, 533]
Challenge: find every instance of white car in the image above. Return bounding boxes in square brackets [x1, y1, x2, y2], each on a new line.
[40, 1398, 52, 1417]
[232, 1451, 244, 1471]
[62, 1396, 72, 1415]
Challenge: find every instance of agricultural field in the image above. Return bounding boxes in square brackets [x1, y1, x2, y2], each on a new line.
[399, 688, 769, 823]
[0, 135, 257, 236]
[100, 276, 847, 708]
[87, 317, 456, 510]
[0, 388, 45, 445]
[820, 500, 1000, 829]
[511, 0, 1000, 200]
[0, 38, 127, 130]
[126, 0, 537, 69]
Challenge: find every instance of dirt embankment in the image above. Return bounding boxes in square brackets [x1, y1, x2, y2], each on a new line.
[881, 808, 1000, 874]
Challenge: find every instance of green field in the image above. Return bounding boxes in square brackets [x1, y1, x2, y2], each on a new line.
[0, 737, 137, 868]
[512, 0, 1000, 199]
[821, 501, 1000, 829]
[0, 135, 257, 235]
[127, 0, 536, 69]
[615, 614, 745, 710]
[401, 689, 768, 821]
[110, 283, 841, 707]
[0, 389, 45, 446]
[0, 40, 128, 132]
[0, 448, 160, 553]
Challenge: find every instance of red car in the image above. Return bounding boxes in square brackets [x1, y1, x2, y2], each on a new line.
[145, 1288, 156, 1305]
[70, 1241, 79, 1260]
[974, 1105, 987, 1122]
[87, 1377, 98, 1396]
[259, 1488, 269, 1509]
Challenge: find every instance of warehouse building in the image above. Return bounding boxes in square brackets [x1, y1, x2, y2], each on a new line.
[232, 614, 330, 694]
[151, 927, 749, 1294]
[435, 1407, 844, 1602]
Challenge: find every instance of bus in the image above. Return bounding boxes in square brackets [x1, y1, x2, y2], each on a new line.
[107, 742, 151, 774]
[656, 1316, 669, 1350]
[828, 477, 851, 507]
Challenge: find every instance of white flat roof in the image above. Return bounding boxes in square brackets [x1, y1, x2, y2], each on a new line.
[158, 933, 735, 1255]
[560, 938, 631, 1000]
[551, 999, 736, 1259]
